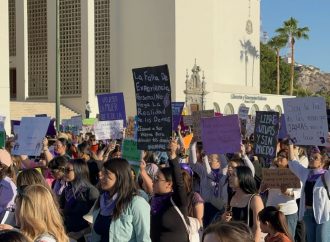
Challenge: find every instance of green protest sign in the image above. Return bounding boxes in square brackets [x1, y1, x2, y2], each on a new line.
[82, 118, 97, 126]
[0, 131, 6, 149]
[122, 139, 140, 161]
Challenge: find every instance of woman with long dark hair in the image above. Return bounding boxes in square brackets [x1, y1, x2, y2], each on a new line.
[90, 158, 151, 242]
[223, 166, 264, 242]
[60, 159, 99, 242]
[259, 206, 292, 242]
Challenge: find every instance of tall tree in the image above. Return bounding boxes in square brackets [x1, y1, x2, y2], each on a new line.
[276, 17, 309, 95]
[267, 35, 287, 95]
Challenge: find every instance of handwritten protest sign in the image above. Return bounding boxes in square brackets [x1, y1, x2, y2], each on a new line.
[0, 131, 5, 148]
[182, 115, 193, 127]
[254, 111, 279, 158]
[94, 120, 123, 140]
[283, 97, 328, 146]
[0, 116, 6, 132]
[133, 65, 172, 151]
[192, 110, 214, 141]
[97, 93, 126, 125]
[12, 117, 51, 156]
[122, 139, 140, 162]
[262, 168, 301, 189]
[82, 118, 97, 126]
[201, 115, 241, 154]
[172, 102, 185, 131]
[278, 115, 288, 139]
[238, 106, 249, 120]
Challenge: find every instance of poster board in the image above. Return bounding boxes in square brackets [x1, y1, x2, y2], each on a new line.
[192, 110, 214, 141]
[94, 120, 123, 140]
[12, 117, 51, 156]
[283, 97, 329, 146]
[0, 131, 5, 148]
[253, 111, 279, 158]
[133, 64, 172, 151]
[201, 115, 241, 154]
[172, 102, 185, 131]
[238, 106, 249, 120]
[0, 116, 6, 132]
[97, 92, 126, 125]
[262, 168, 301, 188]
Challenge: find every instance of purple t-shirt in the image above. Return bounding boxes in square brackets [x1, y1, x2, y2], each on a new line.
[0, 176, 17, 214]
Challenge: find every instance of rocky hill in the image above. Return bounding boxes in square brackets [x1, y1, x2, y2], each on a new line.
[295, 64, 330, 93]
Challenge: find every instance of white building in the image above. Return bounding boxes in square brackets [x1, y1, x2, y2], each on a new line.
[2, 0, 291, 133]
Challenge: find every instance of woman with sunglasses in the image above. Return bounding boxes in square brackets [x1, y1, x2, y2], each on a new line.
[60, 159, 99, 242]
[90, 158, 151, 242]
[48, 156, 68, 197]
[261, 149, 299, 238]
[288, 144, 330, 242]
[151, 138, 190, 242]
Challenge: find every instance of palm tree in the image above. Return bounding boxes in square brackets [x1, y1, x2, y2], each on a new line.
[276, 17, 309, 95]
[267, 35, 287, 95]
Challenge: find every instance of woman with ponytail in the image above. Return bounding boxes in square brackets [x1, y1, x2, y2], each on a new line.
[258, 206, 292, 242]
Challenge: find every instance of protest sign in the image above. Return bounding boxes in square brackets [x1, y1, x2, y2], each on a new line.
[70, 115, 83, 135]
[122, 139, 140, 162]
[283, 97, 328, 146]
[254, 111, 279, 158]
[46, 119, 57, 136]
[82, 118, 97, 126]
[11, 120, 20, 135]
[238, 106, 249, 120]
[182, 115, 193, 127]
[0, 131, 5, 148]
[172, 102, 185, 131]
[246, 118, 255, 137]
[201, 115, 241, 154]
[94, 120, 123, 140]
[192, 110, 214, 141]
[97, 93, 126, 126]
[0, 116, 5, 132]
[262, 168, 301, 189]
[183, 134, 193, 149]
[133, 64, 172, 151]
[278, 115, 288, 139]
[12, 117, 51, 156]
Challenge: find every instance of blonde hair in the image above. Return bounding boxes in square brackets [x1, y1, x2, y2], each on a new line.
[16, 184, 68, 242]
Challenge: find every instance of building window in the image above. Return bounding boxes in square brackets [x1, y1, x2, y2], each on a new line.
[8, 0, 16, 57]
[249, 104, 259, 117]
[263, 104, 270, 111]
[59, 0, 81, 96]
[213, 102, 221, 113]
[27, 0, 48, 97]
[275, 105, 282, 115]
[95, 0, 111, 94]
[224, 103, 234, 116]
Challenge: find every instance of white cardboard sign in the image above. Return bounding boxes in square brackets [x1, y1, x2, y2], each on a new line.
[94, 120, 123, 140]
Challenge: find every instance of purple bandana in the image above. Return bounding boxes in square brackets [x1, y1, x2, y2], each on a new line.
[100, 192, 118, 216]
[151, 193, 172, 215]
[307, 169, 327, 182]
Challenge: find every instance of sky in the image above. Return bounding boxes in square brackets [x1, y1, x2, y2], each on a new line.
[261, 0, 330, 73]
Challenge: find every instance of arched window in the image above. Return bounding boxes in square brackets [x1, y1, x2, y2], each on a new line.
[249, 104, 259, 117]
[275, 105, 282, 115]
[213, 102, 221, 113]
[263, 104, 270, 111]
[224, 103, 234, 115]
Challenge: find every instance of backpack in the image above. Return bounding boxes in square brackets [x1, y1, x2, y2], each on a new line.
[170, 197, 201, 242]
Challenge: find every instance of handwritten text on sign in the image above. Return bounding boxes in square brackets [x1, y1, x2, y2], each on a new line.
[254, 111, 279, 158]
[262, 168, 301, 189]
[94, 120, 123, 141]
[133, 65, 172, 151]
[283, 97, 328, 146]
[97, 93, 126, 124]
[201, 115, 241, 154]
[192, 110, 214, 141]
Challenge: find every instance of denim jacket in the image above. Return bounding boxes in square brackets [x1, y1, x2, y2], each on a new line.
[91, 195, 151, 242]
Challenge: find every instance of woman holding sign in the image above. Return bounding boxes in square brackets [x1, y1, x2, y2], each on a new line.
[288, 144, 330, 242]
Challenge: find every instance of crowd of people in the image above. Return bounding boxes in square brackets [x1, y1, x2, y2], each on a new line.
[0, 124, 329, 242]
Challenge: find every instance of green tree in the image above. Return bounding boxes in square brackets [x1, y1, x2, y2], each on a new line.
[260, 43, 291, 94]
[267, 35, 287, 95]
[276, 17, 309, 96]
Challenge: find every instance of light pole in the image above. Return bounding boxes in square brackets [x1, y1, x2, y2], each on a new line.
[55, 0, 60, 131]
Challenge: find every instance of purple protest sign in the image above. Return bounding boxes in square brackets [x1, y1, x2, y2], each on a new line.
[201, 115, 241, 154]
[47, 118, 57, 136]
[172, 102, 184, 130]
[278, 115, 288, 139]
[97, 93, 126, 126]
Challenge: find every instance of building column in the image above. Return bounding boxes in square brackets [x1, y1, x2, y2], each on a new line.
[47, 0, 56, 102]
[0, 0, 10, 132]
[15, 0, 28, 101]
[81, 0, 95, 114]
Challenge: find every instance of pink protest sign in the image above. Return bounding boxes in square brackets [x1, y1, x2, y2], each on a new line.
[201, 115, 241, 154]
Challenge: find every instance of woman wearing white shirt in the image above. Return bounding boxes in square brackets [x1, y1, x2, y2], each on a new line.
[288, 144, 330, 242]
[264, 149, 299, 237]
